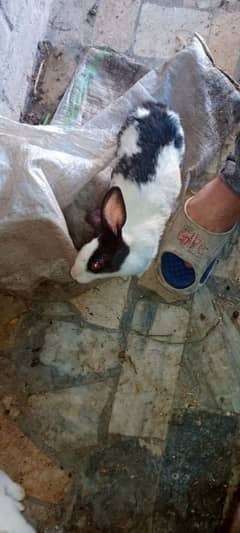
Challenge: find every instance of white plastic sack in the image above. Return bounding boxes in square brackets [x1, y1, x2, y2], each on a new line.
[0, 35, 239, 293]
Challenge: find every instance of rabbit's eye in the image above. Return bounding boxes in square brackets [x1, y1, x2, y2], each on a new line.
[90, 259, 104, 272]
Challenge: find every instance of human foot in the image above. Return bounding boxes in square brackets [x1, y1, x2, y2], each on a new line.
[187, 176, 240, 234]
[187, 132, 240, 235]
[158, 143, 240, 293]
[158, 133, 240, 294]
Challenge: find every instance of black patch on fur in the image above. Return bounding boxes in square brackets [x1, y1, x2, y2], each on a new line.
[87, 232, 130, 274]
[114, 101, 184, 185]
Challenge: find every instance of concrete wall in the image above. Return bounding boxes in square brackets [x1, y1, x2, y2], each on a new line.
[0, 0, 52, 119]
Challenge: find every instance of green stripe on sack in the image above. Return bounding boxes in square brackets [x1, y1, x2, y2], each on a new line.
[63, 49, 106, 126]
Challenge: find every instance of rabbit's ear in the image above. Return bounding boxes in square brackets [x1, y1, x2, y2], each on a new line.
[101, 187, 127, 236]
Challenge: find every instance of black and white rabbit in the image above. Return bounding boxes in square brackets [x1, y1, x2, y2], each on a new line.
[71, 101, 185, 284]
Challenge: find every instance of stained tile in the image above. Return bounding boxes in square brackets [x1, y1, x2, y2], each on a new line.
[109, 300, 188, 440]
[40, 320, 120, 377]
[0, 413, 72, 504]
[70, 437, 161, 531]
[24, 498, 64, 533]
[15, 316, 121, 393]
[71, 278, 130, 329]
[134, 4, 211, 57]
[209, 10, 240, 76]
[149, 303, 189, 343]
[174, 299, 240, 413]
[47, 0, 97, 47]
[184, 0, 220, 7]
[215, 232, 240, 284]
[187, 286, 219, 342]
[94, 0, 141, 53]
[25, 381, 114, 453]
[153, 410, 237, 532]
[153, 0, 183, 6]
[0, 294, 26, 353]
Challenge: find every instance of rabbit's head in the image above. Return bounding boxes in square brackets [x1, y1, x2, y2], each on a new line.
[71, 186, 133, 283]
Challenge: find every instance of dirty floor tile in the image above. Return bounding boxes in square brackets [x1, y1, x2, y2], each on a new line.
[153, 410, 237, 532]
[109, 300, 188, 440]
[24, 380, 115, 454]
[69, 437, 161, 532]
[40, 320, 121, 377]
[173, 301, 240, 413]
[94, 0, 142, 53]
[209, 10, 240, 76]
[134, 4, 211, 57]
[71, 278, 130, 329]
[0, 413, 72, 503]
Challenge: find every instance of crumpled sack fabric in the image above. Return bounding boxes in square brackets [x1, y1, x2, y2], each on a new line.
[0, 34, 239, 292]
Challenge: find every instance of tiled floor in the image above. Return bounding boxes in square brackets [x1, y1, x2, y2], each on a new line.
[1, 1, 240, 531]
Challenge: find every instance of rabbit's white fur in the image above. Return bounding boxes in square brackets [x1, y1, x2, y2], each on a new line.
[0, 470, 36, 533]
